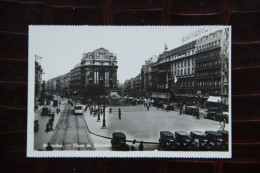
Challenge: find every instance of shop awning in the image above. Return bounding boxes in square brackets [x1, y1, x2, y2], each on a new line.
[207, 96, 221, 103]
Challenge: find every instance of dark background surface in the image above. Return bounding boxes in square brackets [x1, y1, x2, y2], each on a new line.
[0, 0, 259, 172]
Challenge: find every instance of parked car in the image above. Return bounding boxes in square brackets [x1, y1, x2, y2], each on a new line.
[166, 103, 175, 111]
[53, 99, 58, 107]
[206, 107, 220, 120]
[185, 106, 199, 115]
[41, 107, 50, 116]
[205, 131, 226, 151]
[190, 131, 211, 151]
[156, 102, 164, 109]
[159, 131, 177, 151]
[175, 131, 193, 150]
[111, 132, 129, 151]
[217, 130, 228, 151]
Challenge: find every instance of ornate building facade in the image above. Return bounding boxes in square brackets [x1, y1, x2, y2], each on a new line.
[70, 48, 118, 95]
[138, 27, 230, 107]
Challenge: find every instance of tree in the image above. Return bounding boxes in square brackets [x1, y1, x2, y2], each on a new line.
[83, 84, 106, 101]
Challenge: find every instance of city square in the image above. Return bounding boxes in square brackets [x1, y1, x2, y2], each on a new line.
[33, 95, 229, 151]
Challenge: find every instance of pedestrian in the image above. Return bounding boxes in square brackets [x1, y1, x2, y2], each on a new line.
[56, 108, 59, 114]
[109, 107, 112, 114]
[90, 108, 93, 115]
[45, 122, 50, 133]
[130, 145, 135, 151]
[118, 108, 121, 120]
[147, 105, 149, 111]
[46, 142, 53, 151]
[139, 141, 144, 151]
[51, 113, 55, 121]
[48, 119, 53, 130]
[179, 106, 182, 115]
[196, 110, 200, 119]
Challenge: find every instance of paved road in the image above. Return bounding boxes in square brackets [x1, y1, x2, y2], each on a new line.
[49, 104, 94, 150]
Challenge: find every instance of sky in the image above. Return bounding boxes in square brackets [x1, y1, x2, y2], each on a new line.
[29, 26, 226, 83]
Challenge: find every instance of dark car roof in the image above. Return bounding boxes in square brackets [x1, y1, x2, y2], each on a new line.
[160, 131, 174, 136]
[113, 132, 126, 138]
[175, 131, 189, 136]
[190, 131, 205, 136]
[217, 130, 228, 135]
[208, 107, 219, 110]
[186, 106, 198, 109]
[205, 131, 222, 137]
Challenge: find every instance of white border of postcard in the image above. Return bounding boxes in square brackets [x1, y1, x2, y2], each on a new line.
[27, 25, 232, 158]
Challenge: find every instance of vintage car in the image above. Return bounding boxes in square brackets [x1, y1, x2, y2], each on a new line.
[111, 132, 129, 151]
[175, 131, 193, 150]
[41, 107, 50, 116]
[190, 131, 211, 151]
[217, 130, 228, 151]
[159, 131, 177, 150]
[156, 101, 165, 109]
[185, 106, 199, 115]
[205, 131, 226, 151]
[53, 99, 58, 107]
[165, 103, 175, 111]
[206, 107, 220, 120]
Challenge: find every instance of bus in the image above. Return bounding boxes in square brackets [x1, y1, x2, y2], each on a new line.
[74, 104, 84, 115]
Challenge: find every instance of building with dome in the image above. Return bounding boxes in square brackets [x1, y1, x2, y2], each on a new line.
[70, 48, 118, 96]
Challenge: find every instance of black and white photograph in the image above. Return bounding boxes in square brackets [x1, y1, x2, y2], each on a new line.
[27, 26, 231, 158]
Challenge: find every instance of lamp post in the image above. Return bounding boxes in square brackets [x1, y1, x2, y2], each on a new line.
[100, 96, 107, 129]
[97, 98, 101, 121]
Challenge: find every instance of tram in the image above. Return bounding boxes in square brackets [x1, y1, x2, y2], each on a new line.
[74, 104, 84, 115]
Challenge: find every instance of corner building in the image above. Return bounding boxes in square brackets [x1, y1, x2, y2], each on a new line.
[147, 28, 230, 107]
[70, 48, 118, 95]
[195, 28, 230, 106]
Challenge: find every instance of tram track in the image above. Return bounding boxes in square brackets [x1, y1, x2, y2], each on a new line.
[74, 113, 80, 150]
[49, 103, 94, 150]
[49, 104, 71, 150]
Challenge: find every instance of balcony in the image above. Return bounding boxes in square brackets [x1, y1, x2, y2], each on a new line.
[195, 44, 221, 54]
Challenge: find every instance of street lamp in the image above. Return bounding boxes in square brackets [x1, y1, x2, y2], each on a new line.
[99, 95, 107, 129]
[97, 98, 101, 121]
[101, 103, 106, 129]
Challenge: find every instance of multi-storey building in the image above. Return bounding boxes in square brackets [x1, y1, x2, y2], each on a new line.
[70, 48, 118, 95]
[150, 42, 197, 103]
[35, 61, 43, 101]
[141, 56, 158, 92]
[147, 28, 230, 107]
[195, 28, 230, 107]
[60, 73, 70, 96]
[134, 73, 142, 96]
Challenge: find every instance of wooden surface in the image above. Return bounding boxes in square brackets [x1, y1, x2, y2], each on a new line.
[0, 0, 259, 172]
